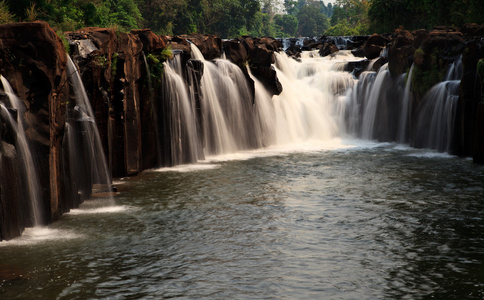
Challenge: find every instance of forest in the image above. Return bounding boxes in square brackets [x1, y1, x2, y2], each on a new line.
[0, 0, 482, 38]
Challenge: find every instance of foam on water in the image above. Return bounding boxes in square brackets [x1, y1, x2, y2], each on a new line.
[0, 227, 83, 246]
[68, 206, 131, 215]
[406, 151, 455, 159]
[154, 164, 222, 173]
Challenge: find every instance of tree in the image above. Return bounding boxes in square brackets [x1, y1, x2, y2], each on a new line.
[297, 0, 329, 37]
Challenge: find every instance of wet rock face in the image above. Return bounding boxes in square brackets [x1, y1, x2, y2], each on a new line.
[0, 142, 22, 240]
[319, 42, 339, 57]
[116, 32, 143, 175]
[131, 29, 167, 53]
[0, 21, 70, 237]
[224, 40, 248, 66]
[388, 30, 415, 76]
[179, 33, 222, 60]
[364, 34, 389, 59]
[455, 39, 484, 158]
[223, 36, 282, 96]
[67, 28, 145, 177]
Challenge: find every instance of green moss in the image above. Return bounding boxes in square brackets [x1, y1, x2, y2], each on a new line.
[94, 55, 109, 68]
[478, 59, 484, 103]
[59, 33, 71, 56]
[411, 50, 445, 96]
[414, 48, 425, 60]
[147, 47, 172, 83]
[477, 59, 484, 80]
[111, 52, 118, 78]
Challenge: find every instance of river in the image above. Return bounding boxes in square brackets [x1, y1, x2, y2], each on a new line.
[1, 140, 484, 299]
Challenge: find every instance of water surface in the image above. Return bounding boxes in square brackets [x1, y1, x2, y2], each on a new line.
[1, 141, 484, 299]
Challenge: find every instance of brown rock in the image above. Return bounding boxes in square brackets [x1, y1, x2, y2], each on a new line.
[131, 29, 167, 52]
[223, 39, 248, 66]
[179, 33, 222, 60]
[116, 32, 143, 175]
[319, 43, 339, 57]
[388, 30, 415, 76]
[0, 22, 71, 228]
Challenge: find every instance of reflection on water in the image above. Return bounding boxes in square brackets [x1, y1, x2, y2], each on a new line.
[1, 141, 484, 299]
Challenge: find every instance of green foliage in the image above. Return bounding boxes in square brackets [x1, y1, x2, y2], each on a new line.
[368, 0, 484, 33]
[58, 31, 71, 55]
[325, 19, 358, 36]
[297, 0, 329, 37]
[103, 0, 142, 31]
[0, 0, 14, 24]
[411, 51, 445, 96]
[94, 55, 109, 68]
[274, 14, 298, 37]
[478, 59, 484, 81]
[147, 48, 172, 82]
[2, 0, 480, 38]
[414, 48, 425, 60]
[111, 52, 118, 78]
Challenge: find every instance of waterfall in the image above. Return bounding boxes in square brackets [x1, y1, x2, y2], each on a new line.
[412, 81, 460, 152]
[161, 55, 200, 165]
[0, 77, 43, 226]
[271, 51, 356, 143]
[359, 64, 390, 140]
[190, 44, 275, 155]
[185, 45, 362, 155]
[445, 55, 463, 81]
[411, 57, 463, 152]
[159, 45, 465, 164]
[398, 64, 415, 143]
[66, 56, 112, 198]
[344, 71, 375, 136]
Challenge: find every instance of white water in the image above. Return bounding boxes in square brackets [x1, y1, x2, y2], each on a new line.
[170, 46, 467, 160]
[413, 81, 460, 152]
[398, 64, 414, 143]
[0, 77, 43, 226]
[163, 55, 200, 164]
[360, 64, 390, 140]
[66, 56, 113, 196]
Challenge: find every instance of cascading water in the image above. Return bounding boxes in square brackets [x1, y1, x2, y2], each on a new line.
[412, 81, 460, 152]
[190, 44, 244, 154]
[358, 64, 390, 140]
[343, 53, 463, 152]
[0, 76, 43, 226]
[411, 57, 462, 152]
[66, 56, 112, 198]
[397, 64, 415, 143]
[271, 51, 356, 144]
[445, 55, 463, 81]
[161, 45, 465, 165]
[189, 44, 361, 155]
[161, 55, 200, 165]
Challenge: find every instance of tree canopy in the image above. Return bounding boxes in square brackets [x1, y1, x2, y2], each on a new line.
[0, 0, 482, 37]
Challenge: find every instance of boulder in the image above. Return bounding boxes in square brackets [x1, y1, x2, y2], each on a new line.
[388, 30, 415, 76]
[179, 33, 222, 60]
[223, 39, 248, 66]
[364, 34, 388, 59]
[461, 23, 484, 38]
[319, 42, 339, 57]
[131, 29, 167, 53]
